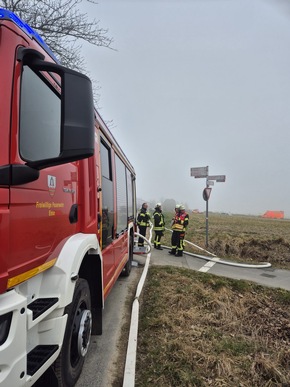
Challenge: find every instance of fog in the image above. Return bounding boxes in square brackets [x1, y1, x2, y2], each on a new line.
[81, 0, 290, 217]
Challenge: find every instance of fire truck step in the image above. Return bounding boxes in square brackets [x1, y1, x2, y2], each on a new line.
[28, 298, 58, 320]
[27, 345, 59, 376]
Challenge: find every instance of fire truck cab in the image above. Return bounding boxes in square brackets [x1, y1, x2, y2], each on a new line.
[0, 8, 135, 386]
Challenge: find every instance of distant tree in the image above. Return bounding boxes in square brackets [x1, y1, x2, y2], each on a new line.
[0, 0, 113, 73]
[162, 199, 176, 212]
[148, 200, 156, 211]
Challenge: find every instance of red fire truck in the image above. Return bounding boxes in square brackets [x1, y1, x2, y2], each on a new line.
[0, 8, 136, 386]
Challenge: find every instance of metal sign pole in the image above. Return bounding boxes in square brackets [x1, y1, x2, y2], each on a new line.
[205, 197, 209, 247]
[191, 167, 225, 249]
[204, 181, 212, 248]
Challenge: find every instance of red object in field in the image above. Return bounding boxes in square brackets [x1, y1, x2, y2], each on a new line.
[262, 211, 284, 219]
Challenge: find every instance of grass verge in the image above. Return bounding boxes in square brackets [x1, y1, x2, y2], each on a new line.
[136, 266, 290, 386]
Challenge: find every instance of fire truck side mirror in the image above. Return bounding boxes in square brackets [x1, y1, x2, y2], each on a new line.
[17, 47, 95, 170]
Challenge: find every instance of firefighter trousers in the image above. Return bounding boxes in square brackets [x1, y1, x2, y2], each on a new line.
[138, 226, 147, 246]
[154, 231, 163, 247]
[171, 230, 185, 252]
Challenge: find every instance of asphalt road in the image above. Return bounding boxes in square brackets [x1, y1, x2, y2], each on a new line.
[150, 246, 290, 291]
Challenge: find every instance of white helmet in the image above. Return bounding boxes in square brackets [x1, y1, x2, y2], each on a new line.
[179, 205, 185, 210]
[155, 203, 161, 208]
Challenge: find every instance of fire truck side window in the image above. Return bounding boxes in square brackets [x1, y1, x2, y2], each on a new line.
[100, 139, 114, 248]
[126, 168, 134, 220]
[115, 155, 127, 234]
[19, 66, 61, 162]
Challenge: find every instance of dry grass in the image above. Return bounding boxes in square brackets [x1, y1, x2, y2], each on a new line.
[136, 266, 290, 387]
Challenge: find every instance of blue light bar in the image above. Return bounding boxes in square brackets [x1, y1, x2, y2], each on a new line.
[0, 8, 58, 62]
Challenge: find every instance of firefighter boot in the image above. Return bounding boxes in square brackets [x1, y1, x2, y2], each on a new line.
[168, 249, 176, 255]
[157, 245, 163, 250]
[176, 250, 183, 257]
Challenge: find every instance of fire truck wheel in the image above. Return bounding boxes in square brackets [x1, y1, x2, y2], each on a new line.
[122, 235, 133, 277]
[53, 278, 92, 386]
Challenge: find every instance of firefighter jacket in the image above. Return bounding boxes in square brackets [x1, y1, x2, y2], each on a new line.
[153, 210, 165, 231]
[171, 211, 189, 232]
[137, 208, 150, 227]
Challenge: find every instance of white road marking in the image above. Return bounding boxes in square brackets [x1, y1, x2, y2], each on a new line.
[199, 257, 221, 272]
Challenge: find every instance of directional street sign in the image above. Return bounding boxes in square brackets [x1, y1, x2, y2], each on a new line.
[207, 175, 226, 182]
[190, 166, 208, 178]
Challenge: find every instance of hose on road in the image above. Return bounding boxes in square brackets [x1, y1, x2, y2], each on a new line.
[165, 227, 272, 269]
[123, 224, 153, 386]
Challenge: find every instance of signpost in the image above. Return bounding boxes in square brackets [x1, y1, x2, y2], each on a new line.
[191, 167, 226, 247]
[190, 166, 208, 178]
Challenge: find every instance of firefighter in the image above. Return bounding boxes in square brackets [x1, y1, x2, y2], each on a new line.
[169, 204, 189, 257]
[169, 204, 180, 255]
[137, 202, 150, 247]
[153, 203, 165, 250]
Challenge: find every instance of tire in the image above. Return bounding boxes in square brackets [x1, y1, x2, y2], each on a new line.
[122, 235, 133, 277]
[53, 278, 92, 386]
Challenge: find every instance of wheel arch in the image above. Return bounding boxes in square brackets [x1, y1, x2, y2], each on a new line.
[79, 252, 103, 335]
[51, 233, 104, 335]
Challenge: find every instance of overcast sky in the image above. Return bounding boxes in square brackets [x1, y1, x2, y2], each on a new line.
[81, 0, 290, 217]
